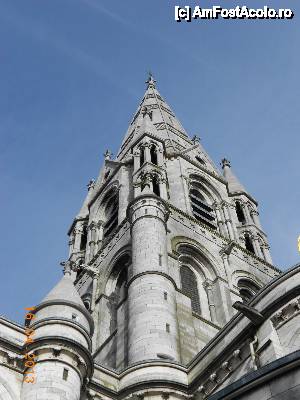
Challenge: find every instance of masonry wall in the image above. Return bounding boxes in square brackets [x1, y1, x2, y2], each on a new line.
[236, 367, 300, 400]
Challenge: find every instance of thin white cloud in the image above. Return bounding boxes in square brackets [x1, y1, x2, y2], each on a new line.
[78, 0, 217, 72]
[0, 5, 137, 98]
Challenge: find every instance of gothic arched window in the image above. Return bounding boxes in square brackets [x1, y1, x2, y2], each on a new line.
[102, 189, 119, 238]
[152, 175, 160, 197]
[238, 279, 260, 303]
[235, 201, 246, 224]
[189, 183, 216, 230]
[244, 233, 255, 254]
[150, 144, 158, 165]
[180, 266, 201, 314]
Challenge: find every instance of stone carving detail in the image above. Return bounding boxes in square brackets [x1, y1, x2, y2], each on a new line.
[193, 345, 249, 399]
[271, 298, 300, 329]
[52, 346, 62, 357]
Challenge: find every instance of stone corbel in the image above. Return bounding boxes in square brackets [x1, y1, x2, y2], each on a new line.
[219, 241, 235, 256]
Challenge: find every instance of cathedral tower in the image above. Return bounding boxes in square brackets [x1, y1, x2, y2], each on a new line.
[67, 74, 277, 370]
[1, 74, 299, 400]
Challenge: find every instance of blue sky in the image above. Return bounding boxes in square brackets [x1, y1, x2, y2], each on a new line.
[0, 0, 299, 323]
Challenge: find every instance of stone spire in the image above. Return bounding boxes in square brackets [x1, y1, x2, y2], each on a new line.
[117, 73, 190, 160]
[221, 158, 248, 195]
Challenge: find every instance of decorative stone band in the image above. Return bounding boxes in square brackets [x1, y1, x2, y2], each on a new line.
[126, 271, 178, 292]
[24, 336, 94, 381]
[32, 300, 94, 336]
[271, 297, 300, 329]
[127, 194, 170, 231]
[191, 342, 250, 399]
[30, 317, 92, 350]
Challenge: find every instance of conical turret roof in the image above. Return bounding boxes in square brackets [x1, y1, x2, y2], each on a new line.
[42, 273, 85, 308]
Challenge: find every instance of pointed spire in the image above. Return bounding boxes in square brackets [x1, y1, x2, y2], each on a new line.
[221, 158, 248, 195]
[117, 73, 189, 159]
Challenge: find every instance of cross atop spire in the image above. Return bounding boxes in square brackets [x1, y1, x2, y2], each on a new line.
[146, 71, 156, 89]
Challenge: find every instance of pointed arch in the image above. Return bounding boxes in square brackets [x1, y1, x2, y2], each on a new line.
[187, 171, 223, 202]
[231, 270, 264, 294]
[237, 278, 261, 303]
[171, 235, 224, 279]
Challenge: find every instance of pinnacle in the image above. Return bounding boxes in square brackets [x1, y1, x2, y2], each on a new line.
[222, 158, 248, 195]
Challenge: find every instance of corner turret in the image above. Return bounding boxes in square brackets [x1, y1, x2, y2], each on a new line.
[21, 264, 93, 400]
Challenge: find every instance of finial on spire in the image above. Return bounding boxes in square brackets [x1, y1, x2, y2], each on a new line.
[104, 149, 113, 160]
[146, 71, 156, 89]
[87, 179, 95, 191]
[60, 260, 72, 276]
[221, 158, 231, 169]
[192, 135, 201, 144]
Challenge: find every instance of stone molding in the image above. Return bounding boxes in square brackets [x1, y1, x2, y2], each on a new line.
[271, 297, 300, 329]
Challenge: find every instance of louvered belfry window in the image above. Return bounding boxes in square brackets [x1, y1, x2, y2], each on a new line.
[180, 266, 201, 314]
[189, 187, 216, 230]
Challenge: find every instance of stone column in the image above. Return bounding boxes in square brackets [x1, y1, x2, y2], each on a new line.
[73, 222, 83, 252]
[253, 236, 262, 258]
[119, 167, 131, 221]
[95, 221, 104, 252]
[262, 245, 273, 264]
[87, 222, 97, 261]
[127, 196, 179, 363]
[243, 204, 252, 224]
[251, 210, 262, 229]
[222, 203, 235, 240]
[215, 205, 227, 237]
[228, 204, 239, 240]
[144, 143, 151, 163]
[222, 254, 233, 290]
[133, 150, 140, 171]
[203, 280, 217, 324]
[159, 177, 168, 200]
[157, 147, 164, 166]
